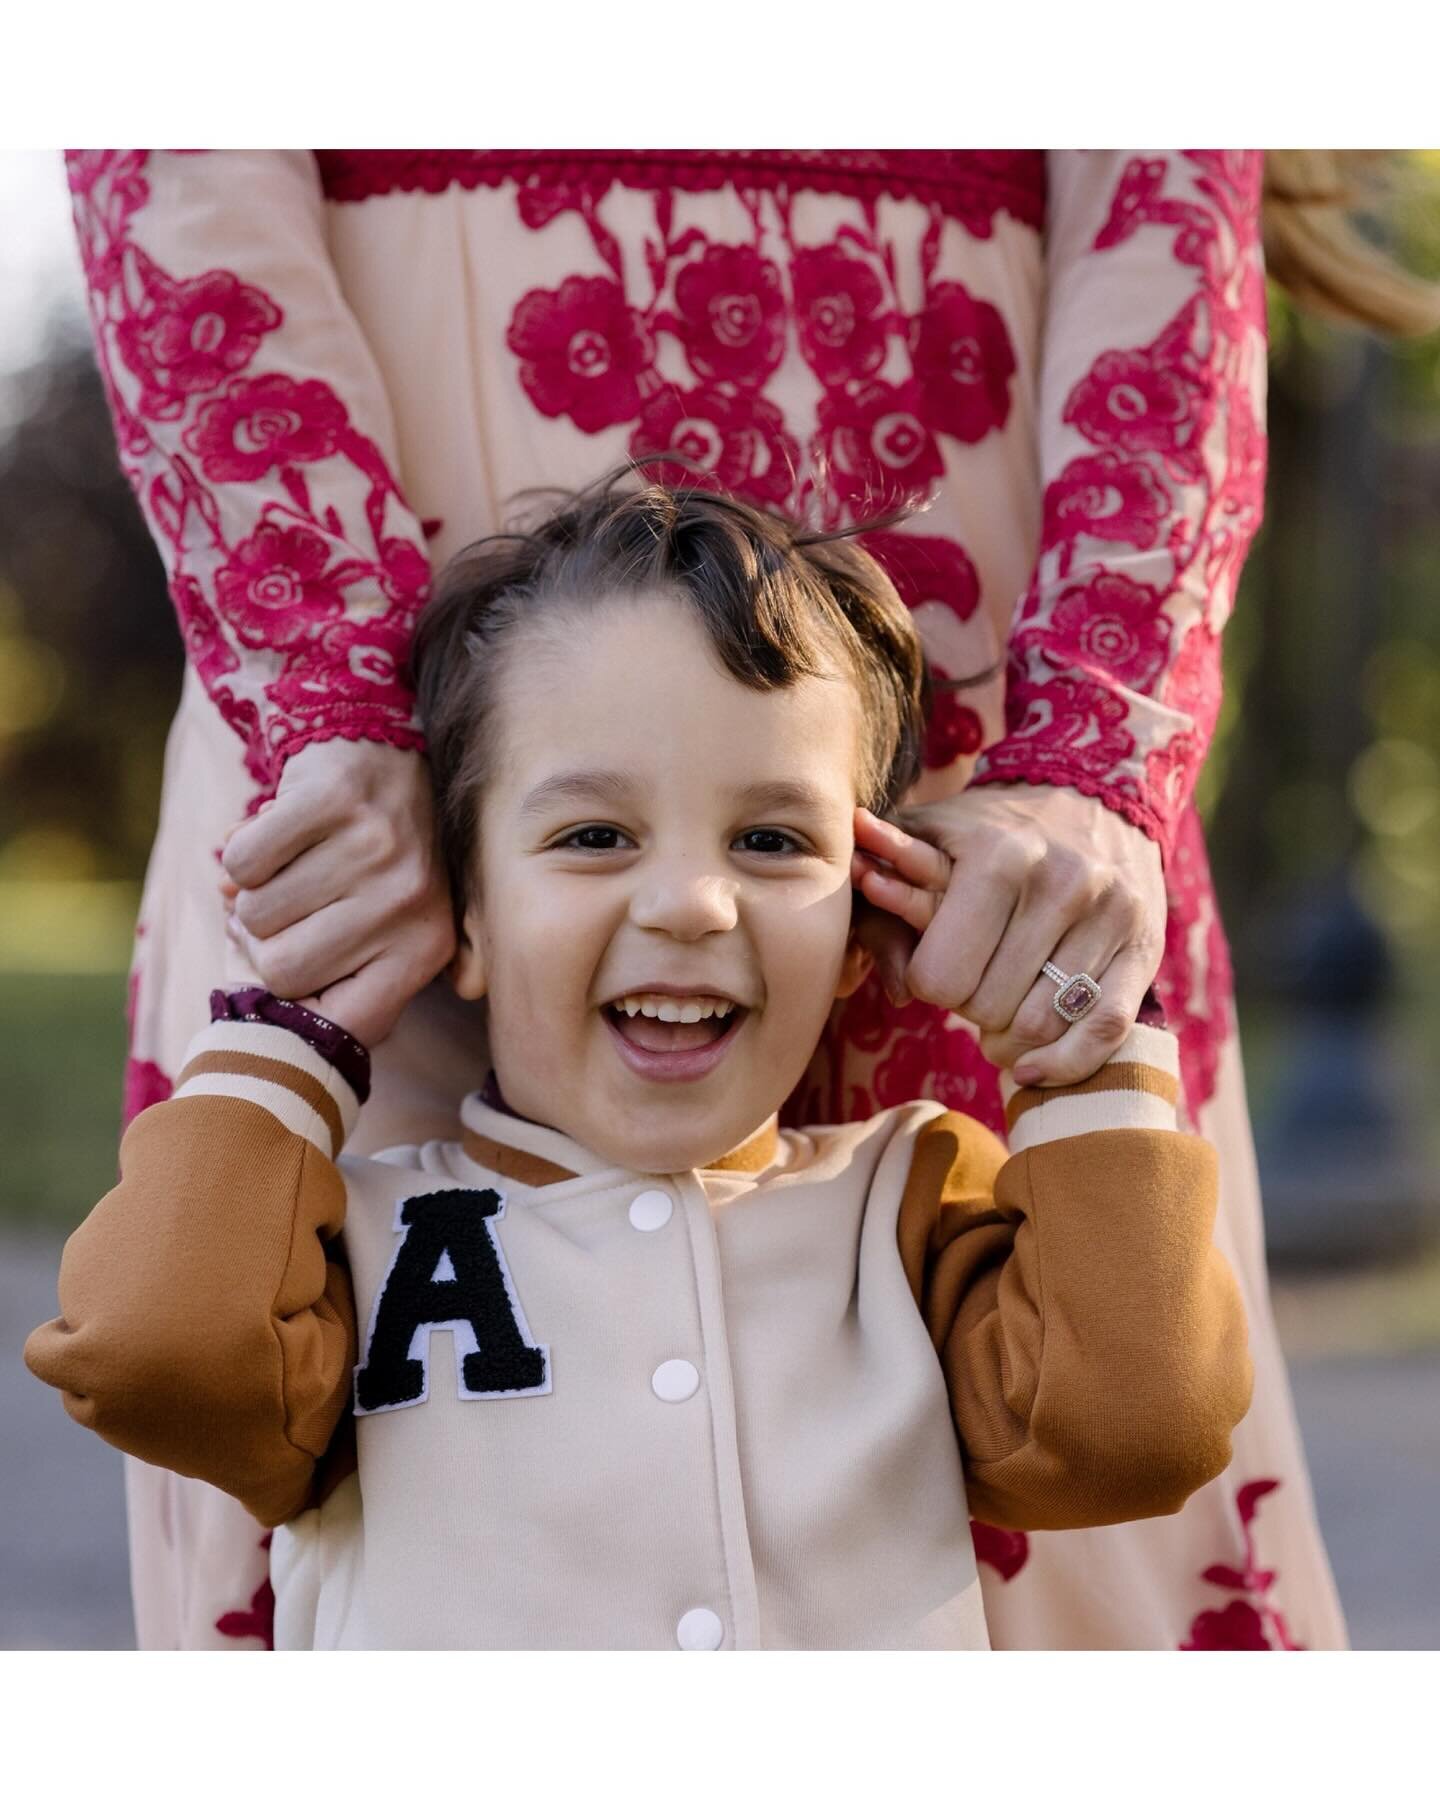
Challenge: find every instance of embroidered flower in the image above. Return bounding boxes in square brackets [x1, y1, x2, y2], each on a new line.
[924, 684, 986, 768]
[673, 243, 786, 387]
[814, 380, 944, 514]
[215, 521, 351, 650]
[864, 530, 981, 623]
[912, 281, 1015, 443]
[507, 275, 654, 433]
[117, 260, 280, 413]
[630, 384, 798, 506]
[1049, 571, 1172, 692]
[790, 245, 888, 386]
[184, 373, 349, 483]
[1063, 339, 1205, 462]
[1041, 450, 1170, 564]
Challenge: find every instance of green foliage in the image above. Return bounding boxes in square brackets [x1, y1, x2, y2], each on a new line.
[0, 972, 127, 1227]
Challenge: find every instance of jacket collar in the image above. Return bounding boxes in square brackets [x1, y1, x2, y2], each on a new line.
[457, 1090, 781, 1189]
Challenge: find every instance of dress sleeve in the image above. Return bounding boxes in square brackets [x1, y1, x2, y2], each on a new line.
[64, 151, 433, 795]
[968, 151, 1268, 857]
[898, 1025, 1253, 1529]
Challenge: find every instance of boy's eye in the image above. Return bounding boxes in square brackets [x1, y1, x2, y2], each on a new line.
[556, 825, 631, 851]
[734, 828, 804, 855]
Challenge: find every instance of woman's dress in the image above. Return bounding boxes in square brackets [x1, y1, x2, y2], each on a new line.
[65, 148, 1347, 1650]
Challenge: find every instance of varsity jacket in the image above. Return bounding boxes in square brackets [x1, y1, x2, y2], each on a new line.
[26, 1010, 1252, 1651]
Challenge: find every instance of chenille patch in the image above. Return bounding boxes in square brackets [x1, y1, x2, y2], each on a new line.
[353, 1188, 550, 1415]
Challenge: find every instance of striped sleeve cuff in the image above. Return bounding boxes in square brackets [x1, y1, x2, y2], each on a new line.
[173, 1020, 362, 1159]
[1000, 1025, 1180, 1153]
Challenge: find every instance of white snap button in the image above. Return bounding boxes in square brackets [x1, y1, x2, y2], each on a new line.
[629, 1189, 673, 1232]
[676, 1607, 724, 1651]
[651, 1358, 700, 1403]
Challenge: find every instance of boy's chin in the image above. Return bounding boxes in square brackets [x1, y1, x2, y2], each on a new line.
[580, 1104, 775, 1177]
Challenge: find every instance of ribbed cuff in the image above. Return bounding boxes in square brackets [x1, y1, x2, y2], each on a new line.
[1000, 1024, 1180, 1152]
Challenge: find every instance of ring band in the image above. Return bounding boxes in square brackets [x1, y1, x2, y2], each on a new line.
[1041, 960, 1102, 1024]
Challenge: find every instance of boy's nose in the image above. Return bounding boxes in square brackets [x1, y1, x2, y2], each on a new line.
[629, 864, 739, 940]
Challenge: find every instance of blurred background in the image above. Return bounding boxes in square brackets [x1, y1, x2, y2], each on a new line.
[1, 150, 1437, 1649]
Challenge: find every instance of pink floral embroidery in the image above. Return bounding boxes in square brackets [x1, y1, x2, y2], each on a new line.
[1156, 806, 1233, 1122]
[515, 173, 613, 232]
[790, 245, 889, 386]
[865, 530, 981, 624]
[1049, 571, 1173, 693]
[1064, 330, 1208, 471]
[985, 660, 1137, 785]
[672, 244, 787, 387]
[631, 384, 798, 505]
[970, 158, 1268, 1135]
[971, 1521, 1030, 1583]
[171, 574, 240, 687]
[214, 521, 351, 650]
[1041, 450, 1169, 572]
[214, 1534, 275, 1649]
[184, 373, 349, 484]
[785, 973, 1005, 1138]
[911, 281, 1015, 443]
[116, 258, 280, 417]
[122, 1058, 173, 1127]
[1181, 1480, 1304, 1650]
[506, 275, 656, 434]
[314, 150, 1048, 236]
[924, 683, 986, 768]
[122, 966, 173, 1128]
[66, 152, 432, 792]
[815, 379, 945, 514]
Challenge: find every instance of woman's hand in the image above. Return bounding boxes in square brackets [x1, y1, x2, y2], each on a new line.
[851, 785, 1166, 1086]
[220, 739, 457, 1048]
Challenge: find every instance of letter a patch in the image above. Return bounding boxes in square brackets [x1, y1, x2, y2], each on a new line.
[354, 1188, 550, 1415]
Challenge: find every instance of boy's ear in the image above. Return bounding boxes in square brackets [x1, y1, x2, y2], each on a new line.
[834, 928, 873, 1000]
[448, 899, 488, 1000]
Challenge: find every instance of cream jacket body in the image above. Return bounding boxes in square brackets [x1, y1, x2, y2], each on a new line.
[26, 1020, 1251, 1652]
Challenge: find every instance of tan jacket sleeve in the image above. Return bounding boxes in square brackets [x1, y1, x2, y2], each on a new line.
[898, 1024, 1253, 1531]
[23, 1020, 361, 1529]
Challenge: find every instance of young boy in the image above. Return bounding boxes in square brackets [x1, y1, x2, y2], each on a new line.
[26, 477, 1252, 1651]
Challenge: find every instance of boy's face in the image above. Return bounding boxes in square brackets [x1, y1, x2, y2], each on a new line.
[452, 591, 871, 1173]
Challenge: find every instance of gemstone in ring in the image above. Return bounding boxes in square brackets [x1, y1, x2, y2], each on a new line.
[1041, 960, 1102, 1024]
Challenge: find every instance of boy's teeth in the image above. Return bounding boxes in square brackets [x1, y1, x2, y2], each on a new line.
[614, 993, 735, 1021]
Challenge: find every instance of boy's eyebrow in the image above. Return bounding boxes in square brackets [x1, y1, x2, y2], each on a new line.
[519, 772, 837, 818]
[733, 779, 832, 815]
[519, 770, 637, 816]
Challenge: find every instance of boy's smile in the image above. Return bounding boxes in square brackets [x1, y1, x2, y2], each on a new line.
[451, 591, 871, 1172]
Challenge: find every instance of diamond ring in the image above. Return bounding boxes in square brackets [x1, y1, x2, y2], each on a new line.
[1041, 960, 1101, 1024]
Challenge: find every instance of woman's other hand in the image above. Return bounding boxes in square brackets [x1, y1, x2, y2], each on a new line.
[851, 785, 1166, 1086]
[220, 740, 457, 1048]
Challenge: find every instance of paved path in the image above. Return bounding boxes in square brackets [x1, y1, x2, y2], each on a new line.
[3, 1228, 1436, 1650]
[2, 1229, 133, 1648]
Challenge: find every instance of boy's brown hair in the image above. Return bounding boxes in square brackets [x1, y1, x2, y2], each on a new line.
[410, 466, 929, 907]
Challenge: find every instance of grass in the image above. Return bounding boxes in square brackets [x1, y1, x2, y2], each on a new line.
[0, 971, 128, 1230]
